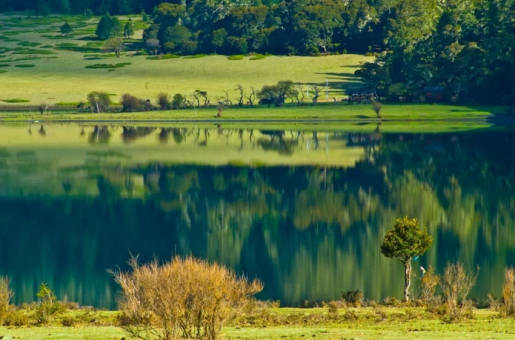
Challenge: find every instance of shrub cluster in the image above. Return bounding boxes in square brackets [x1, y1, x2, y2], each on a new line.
[115, 256, 262, 340]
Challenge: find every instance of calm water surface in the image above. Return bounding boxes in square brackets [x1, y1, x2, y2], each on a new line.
[0, 123, 513, 308]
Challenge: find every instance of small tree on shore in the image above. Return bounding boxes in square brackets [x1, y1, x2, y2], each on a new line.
[171, 93, 186, 109]
[87, 92, 111, 113]
[258, 81, 297, 107]
[381, 217, 432, 302]
[157, 93, 171, 110]
[371, 99, 383, 119]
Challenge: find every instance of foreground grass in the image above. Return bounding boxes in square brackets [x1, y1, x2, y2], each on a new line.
[0, 308, 513, 340]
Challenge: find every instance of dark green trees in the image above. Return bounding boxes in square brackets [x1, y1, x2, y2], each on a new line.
[355, 0, 515, 104]
[96, 14, 121, 40]
[381, 217, 432, 302]
[258, 81, 298, 107]
[123, 19, 134, 39]
[60, 22, 72, 36]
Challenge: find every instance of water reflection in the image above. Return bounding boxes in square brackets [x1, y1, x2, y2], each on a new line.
[0, 124, 513, 308]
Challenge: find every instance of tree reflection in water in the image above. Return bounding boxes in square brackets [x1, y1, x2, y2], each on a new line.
[0, 126, 513, 309]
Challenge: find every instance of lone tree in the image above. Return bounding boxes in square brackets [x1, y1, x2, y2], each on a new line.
[87, 91, 111, 113]
[103, 37, 124, 57]
[258, 81, 298, 107]
[381, 217, 432, 302]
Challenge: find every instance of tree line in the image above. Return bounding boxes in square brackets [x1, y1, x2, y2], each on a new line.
[356, 0, 514, 104]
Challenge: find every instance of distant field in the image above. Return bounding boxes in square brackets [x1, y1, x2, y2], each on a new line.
[0, 13, 372, 106]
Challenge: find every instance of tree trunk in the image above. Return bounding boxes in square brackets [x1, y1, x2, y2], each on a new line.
[404, 259, 412, 302]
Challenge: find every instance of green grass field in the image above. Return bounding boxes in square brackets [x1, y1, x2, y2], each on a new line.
[0, 13, 372, 106]
[0, 102, 506, 121]
[0, 103, 508, 134]
[0, 308, 513, 340]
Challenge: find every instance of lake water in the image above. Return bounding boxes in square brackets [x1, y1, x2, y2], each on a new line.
[0, 123, 513, 309]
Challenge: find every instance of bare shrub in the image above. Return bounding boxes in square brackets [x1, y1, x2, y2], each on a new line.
[342, 290, 363, 307]
[440, 263, 478, 322]
[115, 256, 263, 340]
[0, 276, 14, 325]
[3, 310, 29, 327]
[420, 267, 440, 309]
[326, 301, 339, 318]
[235, 84, 244, 106]
[382, 296, 402, 307]
[502, 267, 515, 316]
[246, 87, 256, 106]
[487, 293, 502, 311]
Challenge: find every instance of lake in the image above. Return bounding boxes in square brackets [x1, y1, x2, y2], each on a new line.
[0, 123, 513, 309]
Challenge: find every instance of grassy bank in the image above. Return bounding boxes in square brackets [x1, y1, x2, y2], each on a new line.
[0, 307, 513, 340]
[0, 103, 507, 122]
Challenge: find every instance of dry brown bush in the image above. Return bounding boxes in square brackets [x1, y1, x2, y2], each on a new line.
[115, 256, 262, 340]
[440, 262, 478, 322]
[502, 267, 515, 316]
[0, 276, 14, 325]
[420, 267, 440, 309]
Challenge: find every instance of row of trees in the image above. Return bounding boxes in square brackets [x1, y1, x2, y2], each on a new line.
[85, 81, 327, 113]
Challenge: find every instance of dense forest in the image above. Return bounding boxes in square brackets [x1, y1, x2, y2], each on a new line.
[1, 0, 513, 103]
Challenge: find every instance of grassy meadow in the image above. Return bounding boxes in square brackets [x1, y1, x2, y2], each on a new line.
[0, 307, 514, 340]
[0, 13, 371, 106]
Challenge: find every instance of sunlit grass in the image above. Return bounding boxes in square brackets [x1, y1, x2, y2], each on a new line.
[0, 308, 513, 340]
[0, 12, 371, 105]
